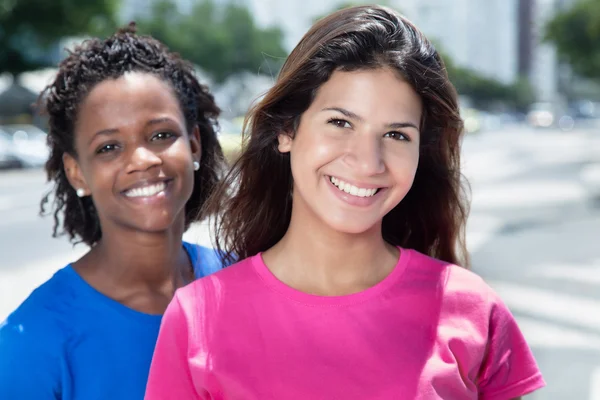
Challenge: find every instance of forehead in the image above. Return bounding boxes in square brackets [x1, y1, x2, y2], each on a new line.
[309, 68, 422, 121]
[77, 72, 184, 124]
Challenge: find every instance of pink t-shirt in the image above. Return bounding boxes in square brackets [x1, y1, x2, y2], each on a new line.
[145, 249, 545, 399]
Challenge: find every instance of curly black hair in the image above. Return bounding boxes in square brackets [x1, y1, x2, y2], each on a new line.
[39, 23, 226, 247]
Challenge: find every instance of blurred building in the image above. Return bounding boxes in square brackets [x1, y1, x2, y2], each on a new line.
[237, 0, 577, 103]
[120, 0, 579, 104]
[404, 0, 519, 85]
[235, 0, 520, 85]
[527, 0, 578, 102]
[238, 0, 342, 50]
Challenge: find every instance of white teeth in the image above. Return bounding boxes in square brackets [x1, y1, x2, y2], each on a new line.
[329, 176, 378, 197]
[125, 182, 167, 198]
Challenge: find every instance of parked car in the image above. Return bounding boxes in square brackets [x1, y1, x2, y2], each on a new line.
[527, 102, 574, 131]
[0, 131, 23, 169]
[0, 124, 49, 168]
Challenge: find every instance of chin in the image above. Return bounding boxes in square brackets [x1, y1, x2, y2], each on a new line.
[323, 215, 381, 236]
[137, 223, 175, 234]
[126, 215, 180, 234]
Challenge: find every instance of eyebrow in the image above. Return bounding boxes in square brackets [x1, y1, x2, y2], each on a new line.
[145, 117, 178, 128]
[89, 117, 179, 145]
[322, 106, 420, 131]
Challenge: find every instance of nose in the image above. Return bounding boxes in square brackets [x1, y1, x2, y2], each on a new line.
[125, 145, 162, 173]
[345, 134, 385, 176]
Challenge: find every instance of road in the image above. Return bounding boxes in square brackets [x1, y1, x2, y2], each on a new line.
[463, 126, 600, 399]
[1, 125, 599, 399]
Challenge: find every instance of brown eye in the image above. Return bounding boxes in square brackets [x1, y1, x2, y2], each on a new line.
[327, 118, 351, 128]
[384, 131, 410, 141]
[151, 131, 176, 141]
[96, 143, 118, 154]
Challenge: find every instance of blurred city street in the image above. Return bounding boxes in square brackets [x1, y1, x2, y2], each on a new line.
[1, 122, 599, 398]
[1, 0, 600, 398]
[463, 124, 600, 399]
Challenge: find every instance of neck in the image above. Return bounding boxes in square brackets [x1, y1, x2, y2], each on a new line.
[82, 216, 190, 289]
[263, 199, 398, 295]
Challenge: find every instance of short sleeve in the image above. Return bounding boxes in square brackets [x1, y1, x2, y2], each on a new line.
[0, 313, 62, 399]
[144, 293, 200, 400]
[477, 295, 546, 399]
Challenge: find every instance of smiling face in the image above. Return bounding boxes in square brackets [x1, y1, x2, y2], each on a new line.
[63, 72, 201, 235]
[277, 67, 422, 235]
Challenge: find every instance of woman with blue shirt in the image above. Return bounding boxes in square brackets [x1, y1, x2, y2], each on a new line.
[0, 24, 226, 399]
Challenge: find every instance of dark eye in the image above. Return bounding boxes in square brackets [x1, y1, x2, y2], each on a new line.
[151, 131, 176, 141]
[96, 143, 118, 154]
[327, 118, 351, 129]
[384, 131, 410, 141]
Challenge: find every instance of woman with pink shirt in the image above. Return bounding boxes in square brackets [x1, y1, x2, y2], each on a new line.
[145, 5, 545, 399]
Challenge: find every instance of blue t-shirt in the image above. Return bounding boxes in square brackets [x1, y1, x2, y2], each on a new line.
[0, 242, 222, 400]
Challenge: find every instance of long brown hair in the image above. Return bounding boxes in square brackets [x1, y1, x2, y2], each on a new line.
[207, 5, 470, 267]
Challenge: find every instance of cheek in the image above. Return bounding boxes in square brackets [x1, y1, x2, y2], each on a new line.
[293, 133, 341, 170]
[168, 143, 196, 185]
[166, 138, 192, 158]
[387, 146, 420, 181]
[82, 167, 118, 215]
[83, 162, 115, 191]
[408, 147, 420, 173]
[160, 142, 195, 176]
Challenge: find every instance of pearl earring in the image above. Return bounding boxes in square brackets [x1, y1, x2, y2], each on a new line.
[193, 161, 200, 171]
[76, 188, 86, 197]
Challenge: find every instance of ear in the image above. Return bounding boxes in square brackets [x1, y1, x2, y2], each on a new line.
[63, 153, 90, 196]
[190, 125, 202, 164]
[277, 131, 293, 153]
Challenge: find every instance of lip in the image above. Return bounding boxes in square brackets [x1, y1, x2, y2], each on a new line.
[325, 175, 386, 207]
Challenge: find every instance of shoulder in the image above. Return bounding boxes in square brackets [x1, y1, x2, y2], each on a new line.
[183, 242, 231, 278]
[404, 249, 500, 312]
[405, 251, 544, 397]
[1, 266, 75, 346]
[176, 255, 257, 312]
[0, 267, 75, 393]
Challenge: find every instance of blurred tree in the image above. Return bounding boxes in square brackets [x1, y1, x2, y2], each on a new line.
[445, 57, 504, 107]
[136, 0, 287, 82]
[441, 47, 534, 111]
[509, 76, 536, 112]
[0, 0, 120, 74]
[544, 0, 600, 82]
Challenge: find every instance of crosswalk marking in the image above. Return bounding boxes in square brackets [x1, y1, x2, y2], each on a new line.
[513, 316, 600, 350]
[471, 180, 587, 209]
[489, 280, 600, 333]
[531, 263, 600, 285]
[591, 367, 600, 400]
[466, 213, 503, 253]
